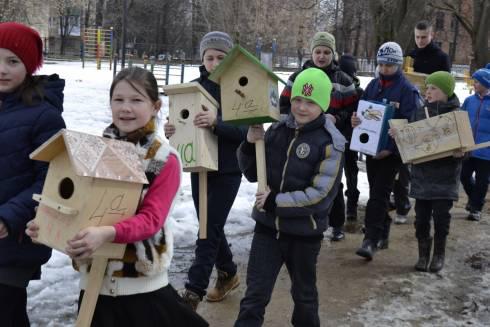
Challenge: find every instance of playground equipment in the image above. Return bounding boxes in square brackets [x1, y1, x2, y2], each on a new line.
[82, 27, 114, 70]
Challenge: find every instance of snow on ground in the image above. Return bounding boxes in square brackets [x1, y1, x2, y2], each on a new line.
[26, 60, 478, 326]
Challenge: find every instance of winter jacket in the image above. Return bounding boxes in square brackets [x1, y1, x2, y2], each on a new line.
[462, 92, 490, 160]
[279, 60, 359, 138]
[362, 69, 420, 154]
[0, 74, 65, 276]
[409, 41, 451, 74]
[410, 95, 463, 200]
[193, 65, 247, 175]
[237, 114, 345, 238]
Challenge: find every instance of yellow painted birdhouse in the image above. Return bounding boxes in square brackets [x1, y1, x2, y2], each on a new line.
[29, 129, 148, 259]
[163, 82, 219, 172]
[209, 45, 285, 125]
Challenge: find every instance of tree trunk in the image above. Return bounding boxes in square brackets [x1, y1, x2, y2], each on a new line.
[471, 0, 490, 71]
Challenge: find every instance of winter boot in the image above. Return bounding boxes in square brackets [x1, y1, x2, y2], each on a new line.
[355, 239, 377, 260]
[377, 219, 392, 250]
[330, 227, 345, 241]
[181, 289, 201, 311]
[346, 198, 358, 220]
[429, 237, 446, 273]
[206, 270, 240, 302]
[414, 237, 432, 272]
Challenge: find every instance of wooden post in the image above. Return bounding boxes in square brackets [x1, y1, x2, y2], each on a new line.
[198, 172, 207, 239]
[75, 256, 108, 327]
[255, 139, 267, 192]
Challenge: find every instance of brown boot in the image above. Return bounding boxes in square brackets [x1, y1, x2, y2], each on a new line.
[181, 289, 201, 311]
[206, 270, 240, 302]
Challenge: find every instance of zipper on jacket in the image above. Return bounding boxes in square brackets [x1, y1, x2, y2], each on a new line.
[309, 215, 318, 230]
[276, 129, 299, 235]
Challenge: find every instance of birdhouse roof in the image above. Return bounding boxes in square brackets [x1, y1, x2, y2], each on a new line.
[162, 82, 219, 107]
[30, 129, 148, 184]
[208, 45, 286, 85]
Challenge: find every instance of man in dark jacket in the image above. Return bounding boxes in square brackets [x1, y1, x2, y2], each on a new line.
[409, 20, 451, 74]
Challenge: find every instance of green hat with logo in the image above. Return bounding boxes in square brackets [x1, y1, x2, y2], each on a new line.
[426, 71, 455, 97]
[291, 68, 332, 112]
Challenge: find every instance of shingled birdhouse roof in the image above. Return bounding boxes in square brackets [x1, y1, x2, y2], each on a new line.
[30, 129, 148, 184]
[208, 44, 286, 85]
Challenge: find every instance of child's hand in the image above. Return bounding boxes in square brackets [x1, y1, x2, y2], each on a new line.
[193, 105, 217, 128]
[453, 149, 464, 158]
[0, 220, 8, 239]
[66, 226, 116, 259]
[25, 220, 39, 240]
[247, 125, 265, 143]
[255, 186, 271, 210]
[164, 117, 176, 138]
[374, 150, 391, 160]
[351, 112, 361, 128]
[388, 127, 397, 138]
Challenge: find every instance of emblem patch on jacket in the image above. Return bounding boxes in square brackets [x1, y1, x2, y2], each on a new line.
[296, 143, 310, 159]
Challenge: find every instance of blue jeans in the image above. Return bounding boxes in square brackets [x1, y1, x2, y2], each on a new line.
[460, 157, 490, 211]
[185, 173, 241, 298]
[235, 230, 321, 327]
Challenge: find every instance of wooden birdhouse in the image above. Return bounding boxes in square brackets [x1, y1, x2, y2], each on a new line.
[405, 71, 428, 96]
[163, 82, 219, 172]
[208, 44, 285, 125]
[389, 111, 476, 164]
[29, 129, 148, 259]
[350, 100, 395, 156]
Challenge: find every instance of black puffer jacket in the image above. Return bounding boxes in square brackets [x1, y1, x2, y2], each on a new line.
[409, 42, 451, 74]
[238, 114, 345, 237]
[193, 65, 247, 175]
[409, 95, 462, 200]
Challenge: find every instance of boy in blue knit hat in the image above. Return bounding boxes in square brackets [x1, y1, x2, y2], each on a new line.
[460, 67, 490, 221]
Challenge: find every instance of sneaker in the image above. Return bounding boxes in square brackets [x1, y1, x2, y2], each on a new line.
[181, 289, 201, 311]
[467, 211, 481, 221]
[394, 214, 408, 224]
[206, 270, 240, 302]
[330, 227, 345, 241]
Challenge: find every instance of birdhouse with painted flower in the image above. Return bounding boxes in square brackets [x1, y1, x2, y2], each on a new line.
[209, 45, 284, 125]
[29, 129, 148, 259]
[163, 82, 219, 172]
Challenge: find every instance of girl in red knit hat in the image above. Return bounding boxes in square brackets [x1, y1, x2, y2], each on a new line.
[0, 21, 66, 326]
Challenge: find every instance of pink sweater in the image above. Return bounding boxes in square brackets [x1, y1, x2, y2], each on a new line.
[113, 154, 180, 243]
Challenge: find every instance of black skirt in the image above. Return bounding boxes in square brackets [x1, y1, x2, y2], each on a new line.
[79, 284, 208, 327]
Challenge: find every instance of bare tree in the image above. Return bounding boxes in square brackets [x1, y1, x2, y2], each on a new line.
[0, 0, 30, 22]
[429, 0, 490, 72]
[53, 0, 83, 55]
[368, 0, 430, 54]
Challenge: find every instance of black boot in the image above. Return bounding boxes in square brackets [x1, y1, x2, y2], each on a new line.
[377, 219, 392, 250]
[355, 239, 377, 260]
[429, 237, 446, 273]
[414, 237, 432, 272]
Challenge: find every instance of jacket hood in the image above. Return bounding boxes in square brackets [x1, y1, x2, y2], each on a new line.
[39, 74, 65, 113]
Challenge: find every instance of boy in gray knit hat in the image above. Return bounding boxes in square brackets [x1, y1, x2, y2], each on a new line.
[165, 31, 247, 311]
[199, 31, 233, 60]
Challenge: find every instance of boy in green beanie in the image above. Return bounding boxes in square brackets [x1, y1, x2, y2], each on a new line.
[391, 70, 462, 273]
[234, 68, 345, 327]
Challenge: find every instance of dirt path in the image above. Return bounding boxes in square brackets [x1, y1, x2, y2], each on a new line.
[189, 199, 490, 327]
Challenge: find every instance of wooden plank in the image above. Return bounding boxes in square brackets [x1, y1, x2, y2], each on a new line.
[75, 256, 108, 327]
[198, 172, 207, 239]
[255, 140, 267, 193]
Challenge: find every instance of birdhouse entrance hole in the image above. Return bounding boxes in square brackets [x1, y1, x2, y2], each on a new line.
[239, 76, 248, 86]
[360, 133, 369, 144]
[180, 109, 190, 120]
[59, 177, 75, 199]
